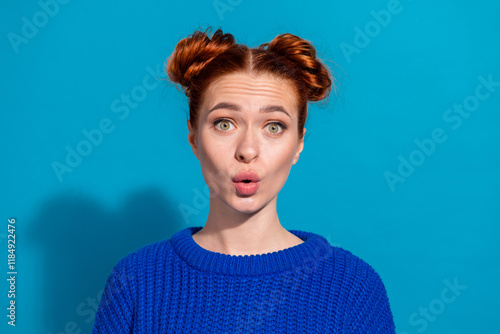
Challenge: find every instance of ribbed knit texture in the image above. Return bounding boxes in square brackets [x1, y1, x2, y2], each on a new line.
[92, 226, 396, 333]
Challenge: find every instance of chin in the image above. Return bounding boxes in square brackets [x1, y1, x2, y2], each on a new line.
[229, 198, 262, 214]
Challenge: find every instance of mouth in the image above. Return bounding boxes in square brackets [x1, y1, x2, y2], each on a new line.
[233, 180, 260, 196]
[232, 170, 261, 196]
[232, 170, 261, 183]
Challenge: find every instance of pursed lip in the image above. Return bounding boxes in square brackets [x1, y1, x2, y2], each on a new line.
[232, 170, 261, 183]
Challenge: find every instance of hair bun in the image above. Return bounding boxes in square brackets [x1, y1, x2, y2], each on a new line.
[166, 28, 236, 95]
[259, 33, 333, 102]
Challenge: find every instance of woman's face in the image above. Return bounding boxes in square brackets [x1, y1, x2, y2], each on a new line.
[187, 71, 306, 214]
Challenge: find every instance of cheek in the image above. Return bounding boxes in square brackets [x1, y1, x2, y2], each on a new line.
[199, 135, 230, 165]
[197, 134, 232, 186]
[264, 143, 297, 178]
[267, 138, 297, 161]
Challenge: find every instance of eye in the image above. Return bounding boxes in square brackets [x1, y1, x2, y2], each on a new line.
[267, 122, 287, 135]
[212, 118, 287, 135]
[213, 118, 234, 132]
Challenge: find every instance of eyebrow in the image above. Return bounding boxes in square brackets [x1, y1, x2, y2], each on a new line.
[208, 102, 291, 119]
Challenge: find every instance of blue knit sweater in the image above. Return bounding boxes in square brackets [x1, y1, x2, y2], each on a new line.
[92, 226, 396, 333]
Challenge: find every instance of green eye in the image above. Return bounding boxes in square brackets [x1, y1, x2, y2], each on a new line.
[219, 120, 231, 130]
[268, 123, 281, 134]
[213, 118, 286, 135]
[213, 119, 233, 131]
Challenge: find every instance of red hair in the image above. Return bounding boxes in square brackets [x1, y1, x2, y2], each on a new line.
[165, 26, 337, 141]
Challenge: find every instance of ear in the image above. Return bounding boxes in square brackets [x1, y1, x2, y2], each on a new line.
[292, 128, 306, 165]
[187, 119, 199, 160]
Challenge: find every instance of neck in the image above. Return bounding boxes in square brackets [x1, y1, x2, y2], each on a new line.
[193, 195, 302, 256]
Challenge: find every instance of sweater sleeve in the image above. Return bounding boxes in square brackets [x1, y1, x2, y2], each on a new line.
[346, 263, 396, 333]
[92, 256, 136, 333]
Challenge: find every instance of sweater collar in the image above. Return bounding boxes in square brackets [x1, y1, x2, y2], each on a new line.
[170, 226, 332, 276]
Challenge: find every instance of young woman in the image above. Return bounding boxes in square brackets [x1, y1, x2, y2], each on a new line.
[92, 27, 396, 333]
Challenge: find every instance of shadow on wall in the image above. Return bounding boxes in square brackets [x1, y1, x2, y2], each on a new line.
[26, 187, 186, 334]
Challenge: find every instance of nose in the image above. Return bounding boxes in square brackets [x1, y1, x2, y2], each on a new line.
[235, 127, 259, 163]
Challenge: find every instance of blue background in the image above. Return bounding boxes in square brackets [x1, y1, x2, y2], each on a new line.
[1, 0, 499, 333]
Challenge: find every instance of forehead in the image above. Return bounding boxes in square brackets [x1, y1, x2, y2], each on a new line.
[202, 72, 298, 112]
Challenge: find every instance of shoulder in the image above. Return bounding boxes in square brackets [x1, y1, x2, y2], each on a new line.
[304, 231, 395, 328]
[98, 238, 176, 309]
[328, 246, 395, 331]
[329, 245, 389, 294]
[300, 229, 388, 290]
[112, 237, 175, 273]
